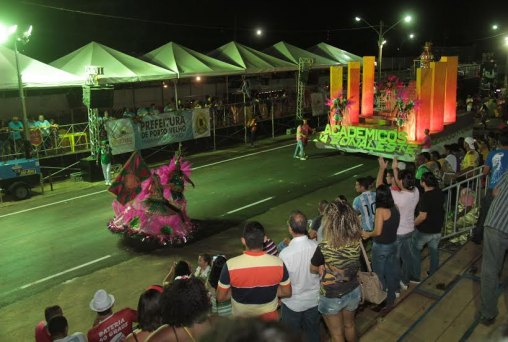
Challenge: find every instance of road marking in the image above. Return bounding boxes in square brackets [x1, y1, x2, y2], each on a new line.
[224, 197, 274, 215]
[192, 143, 294, 170]
[19, 255, 112, 290]
[0, 190, 108, 219]
[1, 143, 295, 217]
[332, 164, 364, 176]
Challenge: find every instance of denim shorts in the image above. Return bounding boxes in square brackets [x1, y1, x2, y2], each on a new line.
[318, 286, 361, 315]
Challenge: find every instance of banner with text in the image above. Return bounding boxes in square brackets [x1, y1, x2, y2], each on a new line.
[105, 109, 210, 155]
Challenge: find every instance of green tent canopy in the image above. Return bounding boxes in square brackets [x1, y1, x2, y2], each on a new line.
[264, 41, 337, 68]
[0, 46, 82, 90]
[143, 42, 243, 78]
[51, 41, 177, 84]
[208, 41, 297, 74]
[308, 42, 362, 65]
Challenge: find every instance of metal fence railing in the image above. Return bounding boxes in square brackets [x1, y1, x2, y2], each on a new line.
[1, 122, 90, 161]
[441, 165, 486, 243]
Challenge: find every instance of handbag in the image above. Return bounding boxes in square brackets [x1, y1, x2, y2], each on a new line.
[357, 240, 387, 304]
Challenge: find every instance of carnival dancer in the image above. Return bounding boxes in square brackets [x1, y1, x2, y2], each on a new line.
[107, 148, 195, 246]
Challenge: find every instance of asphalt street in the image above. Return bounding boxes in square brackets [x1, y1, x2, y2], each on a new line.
[0, 137, 379, 339]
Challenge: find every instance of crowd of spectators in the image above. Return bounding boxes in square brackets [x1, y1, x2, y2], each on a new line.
[33, 129, 508, 342]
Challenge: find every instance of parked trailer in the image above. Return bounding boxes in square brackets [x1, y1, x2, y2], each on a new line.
[0, 158, 42, 201]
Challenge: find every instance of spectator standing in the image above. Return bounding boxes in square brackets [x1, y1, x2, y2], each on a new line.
[308, 199, 329, 242]
[0, 120, 11, 159]
[206, 255, 232, 317]
[125, 287, 163, 342]
[293, 120, 309, 160]
[377, 157, 419, 289]
[279, 210, 320, 342]
[300, 119, 314, 147]
[310, 199, 362, 342]
[361, 184, 400, 310]
[412, 172, 445, 281]
[217, 221, 291, 321]
[247, 117, 257, 147]
[444, 144, 459, 173]
[479, 172, 508, 325]
[352, 177, 376, 233]
[87, 289, 137, 342]
[459, 137, 480, 176]
[97, 140, 113, 185]
[8, 116, 23, 155]
[466, 95, 474, 112]
[35, 305, 63, 342]
[473, 130, 508, 244]
[194, 253, 212, 283]
[36, 114, 52, 150]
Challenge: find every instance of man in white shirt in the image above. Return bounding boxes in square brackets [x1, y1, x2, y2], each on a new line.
[279, 210, 321, 342]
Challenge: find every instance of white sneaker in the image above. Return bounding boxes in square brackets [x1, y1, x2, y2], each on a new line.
[400, 281, 408, 291]
[395, 292, 401, 298]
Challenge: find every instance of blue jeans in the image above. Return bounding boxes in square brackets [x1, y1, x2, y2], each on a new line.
[293, 140, 305, 158]
[396, 232, 413, 285]
[281, 304, 320, 342]
[481, 226, 508, 319]
[372, 242, 398, 304]
[412, 230, 441, 280]
[318, 287, 361, 315]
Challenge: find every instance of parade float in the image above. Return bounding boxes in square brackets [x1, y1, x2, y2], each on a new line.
[316, 43, 473, 161]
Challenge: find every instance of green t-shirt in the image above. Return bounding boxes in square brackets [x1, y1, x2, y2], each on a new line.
[99, 146, 112, 164]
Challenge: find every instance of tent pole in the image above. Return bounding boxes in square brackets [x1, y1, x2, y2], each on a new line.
[243, 92, 247, 144]
[212, 108, 216, 150]
[226, 76, 229, 104]
[161, 82, 165, 108]
[271, 99, 275, 139]
[173, 79, 179, 110]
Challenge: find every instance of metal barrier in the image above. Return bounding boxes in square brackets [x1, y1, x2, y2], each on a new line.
[441, 165, 486, 241]
[1, 122, 90, 161]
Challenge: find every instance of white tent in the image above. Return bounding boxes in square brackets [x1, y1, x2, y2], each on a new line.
[0, 46, 82, 90]
[51, 41, 177, 84]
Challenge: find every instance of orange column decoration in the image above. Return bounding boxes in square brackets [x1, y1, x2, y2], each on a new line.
[347, 61, 361, 124]
[430, 61, 446, 132]
[362, 56, 375, 117]
[416, 67, 432, 142]
[330, 65, 343, 124]
[330, 65, 343, 99]
[440, 56, 458, 124]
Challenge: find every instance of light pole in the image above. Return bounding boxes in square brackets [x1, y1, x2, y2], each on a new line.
[355, 15, 412, 80]
[0, 24, 33, 141]
[504, 36, 508, 89]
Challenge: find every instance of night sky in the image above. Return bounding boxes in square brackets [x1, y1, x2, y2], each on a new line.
[1, 0, 506, 63]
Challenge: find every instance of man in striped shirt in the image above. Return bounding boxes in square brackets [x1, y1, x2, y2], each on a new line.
[217, 221, 292, 321]
[352, 177, 376, 232]
[479, 171, 508, 325]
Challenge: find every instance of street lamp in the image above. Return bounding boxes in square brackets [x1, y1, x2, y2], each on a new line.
[355, 15, 413, 79]
[0, 23, 33, 142]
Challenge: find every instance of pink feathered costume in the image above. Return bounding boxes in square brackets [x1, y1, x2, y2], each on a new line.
[108, 156, 195, 246]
